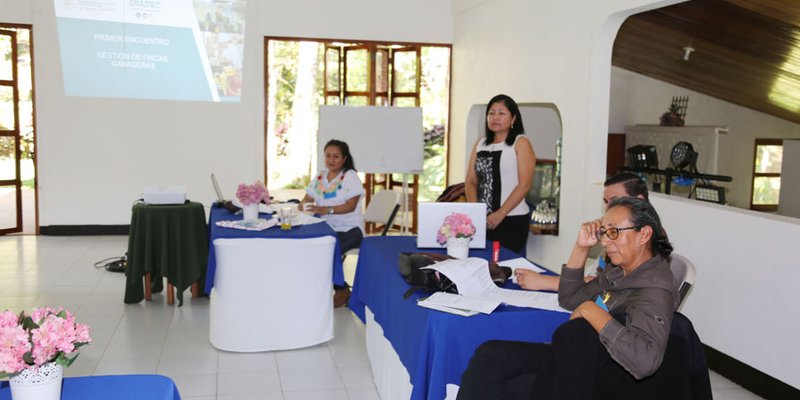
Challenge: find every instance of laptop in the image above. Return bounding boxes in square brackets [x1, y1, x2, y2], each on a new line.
[416, 202, 487, 249]
[211, 173, 241, 212]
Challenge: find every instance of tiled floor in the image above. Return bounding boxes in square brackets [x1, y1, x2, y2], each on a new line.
[0, 235, 765, 400]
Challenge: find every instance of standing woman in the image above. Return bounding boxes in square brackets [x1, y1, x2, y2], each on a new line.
[466, 94, 536, 253]
[300, 139, 364, 306]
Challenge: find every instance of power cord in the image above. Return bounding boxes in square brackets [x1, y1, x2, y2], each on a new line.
[94, 254, 127, 273]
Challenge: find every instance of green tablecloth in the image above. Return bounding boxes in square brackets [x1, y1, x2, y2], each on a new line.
[124, 202, 208, 305]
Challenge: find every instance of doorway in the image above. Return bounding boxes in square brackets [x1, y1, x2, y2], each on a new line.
[0, 25, 36, 235]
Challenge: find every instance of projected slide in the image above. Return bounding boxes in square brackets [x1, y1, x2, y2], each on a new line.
[54, 0, 246, 102]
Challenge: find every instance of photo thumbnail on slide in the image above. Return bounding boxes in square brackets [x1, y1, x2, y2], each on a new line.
[55, 0, 246, 102]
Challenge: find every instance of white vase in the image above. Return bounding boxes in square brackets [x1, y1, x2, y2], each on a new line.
[9, 362, 63, 400]
[241, 203, 259, 221]
[446, 237, 471, 259]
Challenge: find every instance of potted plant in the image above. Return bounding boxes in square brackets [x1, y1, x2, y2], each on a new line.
[1, 307, 92, 400]
[436, 212, 476, 259]
[236, 181, 270, 221]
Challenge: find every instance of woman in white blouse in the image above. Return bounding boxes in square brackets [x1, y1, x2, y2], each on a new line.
[300, 139, 364, 306]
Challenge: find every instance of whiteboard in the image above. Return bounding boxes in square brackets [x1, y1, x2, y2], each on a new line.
[318, 106, 424, 174]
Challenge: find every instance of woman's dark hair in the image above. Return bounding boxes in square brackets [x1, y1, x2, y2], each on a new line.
[324, 139, 356, 172]
[484, 94, 525, 146]
[604, 172, 649, 200]
[607, 197, 672, 258]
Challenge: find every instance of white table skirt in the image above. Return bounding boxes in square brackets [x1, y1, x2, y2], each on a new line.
[365, 307, 460, 400]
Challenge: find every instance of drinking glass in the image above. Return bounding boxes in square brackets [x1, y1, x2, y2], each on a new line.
[280, 207, 293, 230]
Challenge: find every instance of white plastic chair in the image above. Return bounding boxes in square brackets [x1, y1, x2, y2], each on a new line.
[364, 189, 402, 236]
[209, 236, 336, 352]
[669, 253, 696, 308]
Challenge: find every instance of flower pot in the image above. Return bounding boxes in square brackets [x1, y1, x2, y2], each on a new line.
[10, 362, 63, 400]
[241, 203, 259, 221]
[446, 237, 471, 259]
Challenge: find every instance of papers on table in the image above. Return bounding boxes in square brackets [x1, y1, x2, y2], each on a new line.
[216, 218, 277, 231]
[292, 212, 325, 226]
[417, 258, 569, 316]
[418, 292, 499, 316]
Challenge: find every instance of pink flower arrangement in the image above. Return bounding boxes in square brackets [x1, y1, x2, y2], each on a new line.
[0, 307, 91, 378]
[236, 181, 270, 206]
[436, 212, 476, 245]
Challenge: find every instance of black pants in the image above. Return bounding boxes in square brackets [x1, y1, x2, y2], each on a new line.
[334, 227, 363, 290]
[457, 315, 708, 400]
[487, 214, 529, 254]
[457, 319, 604, 400]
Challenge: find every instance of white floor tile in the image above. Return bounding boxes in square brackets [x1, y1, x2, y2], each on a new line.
[157, 355, 219, 376]
[338, 366, 376, 389]
[279, 368, 345, 392]
[347, 386, 382, 400]
[218, 351, 278, 373]
[171, 373, 218, 397]
[283, 388, 350, 400]
[217, 370, 282, 395]
[275, 344, 337, 371]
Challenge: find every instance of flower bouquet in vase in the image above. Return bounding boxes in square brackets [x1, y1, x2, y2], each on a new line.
[1, 307, 92, 400]
[437, 212, 476, 259]
[236, 181, 270, 222]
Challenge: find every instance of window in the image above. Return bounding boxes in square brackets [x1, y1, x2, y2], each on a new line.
[265, 38, 451, 233]
[750, 139, 783, 211]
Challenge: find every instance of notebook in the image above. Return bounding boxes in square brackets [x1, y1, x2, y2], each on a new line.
[416, 202, 487, 249]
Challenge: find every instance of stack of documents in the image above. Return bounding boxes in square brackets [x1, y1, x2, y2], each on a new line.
[416, 258, 568, 316]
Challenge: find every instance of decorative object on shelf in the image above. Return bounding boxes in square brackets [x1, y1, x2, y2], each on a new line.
[531, 200, 558, 225]
[659, 96, 689, 126]
[1, 307, 92, 400]
[236, 181, 269, 222]
[436, 212, 476, 259]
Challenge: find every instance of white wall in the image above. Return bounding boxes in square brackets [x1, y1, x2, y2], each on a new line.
[450, 0, 682, 270]
[610, 66, 800, 208]
[650, 193, 800, 389]
[0, 0, 32, 22]
[6, 0, 452, 225]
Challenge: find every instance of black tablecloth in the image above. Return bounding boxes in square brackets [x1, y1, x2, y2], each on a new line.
[125, 202, 208, 305]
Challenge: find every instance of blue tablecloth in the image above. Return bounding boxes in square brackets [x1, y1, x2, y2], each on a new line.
[349, 236, 569, 400]
[0, 374, 180, 399]
[204, 205, 345, 294]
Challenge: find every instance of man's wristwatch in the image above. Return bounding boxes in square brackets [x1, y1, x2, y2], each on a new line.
[328, 207, 334, 215]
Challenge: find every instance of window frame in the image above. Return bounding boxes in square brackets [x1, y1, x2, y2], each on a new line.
[749, 138, 783, 212]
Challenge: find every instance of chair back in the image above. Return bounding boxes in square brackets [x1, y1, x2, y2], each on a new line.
[209, 236, 336, 352]
[669, 253, 696, 308]
[365, 189, 401, 236]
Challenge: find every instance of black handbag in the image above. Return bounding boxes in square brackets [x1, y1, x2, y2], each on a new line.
[398, 252, 458, 299]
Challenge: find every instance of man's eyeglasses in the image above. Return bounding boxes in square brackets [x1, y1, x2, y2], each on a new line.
[595, 226, 640, 241]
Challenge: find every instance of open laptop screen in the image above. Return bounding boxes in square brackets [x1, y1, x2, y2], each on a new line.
[211, 173, 225, 203]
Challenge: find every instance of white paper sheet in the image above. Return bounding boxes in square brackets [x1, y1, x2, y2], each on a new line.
[498, 257, 547, 274]
[422, 258, 569, 314]
[418, 292, 500, 315]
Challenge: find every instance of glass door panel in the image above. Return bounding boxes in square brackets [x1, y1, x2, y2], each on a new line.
[0, 33, 12, 81]
[0, 85, 15, 130]
[0, 29, 22, 234]
[392, 49, 419, 94]
[344, 47, 369, 93]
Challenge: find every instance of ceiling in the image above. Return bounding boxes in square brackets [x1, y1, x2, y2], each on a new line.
[612, 0, 800, 125]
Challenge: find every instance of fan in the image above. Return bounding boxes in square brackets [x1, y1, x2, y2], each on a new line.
[670, 141, 698, 173]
